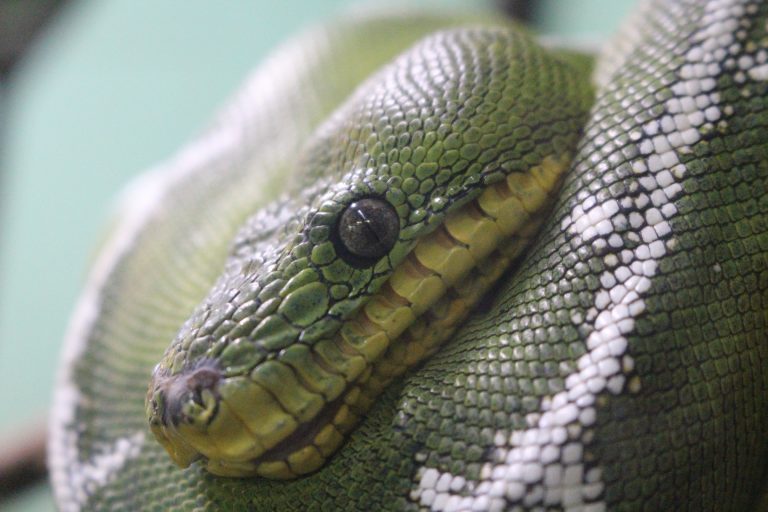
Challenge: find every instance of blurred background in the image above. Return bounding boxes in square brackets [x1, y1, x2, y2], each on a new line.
[0, 0, 634, 510]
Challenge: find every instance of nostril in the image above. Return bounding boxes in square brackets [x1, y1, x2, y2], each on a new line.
[185, 367, 221, 405]
[156, 364, 222, 427]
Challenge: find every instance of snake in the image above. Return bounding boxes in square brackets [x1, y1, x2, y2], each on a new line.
[48, 0, 768, 510]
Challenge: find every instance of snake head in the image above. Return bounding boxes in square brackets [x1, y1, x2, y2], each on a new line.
[145, 26, 592, 479]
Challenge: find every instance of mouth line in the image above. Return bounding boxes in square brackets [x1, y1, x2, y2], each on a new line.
[250, 393, 346, 464]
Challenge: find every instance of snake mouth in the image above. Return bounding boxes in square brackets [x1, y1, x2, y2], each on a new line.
[253, 394, 346, 464]
[146, 155, 569, 479]
[147, 361, 353, 479]
[243, 392, 348, 479]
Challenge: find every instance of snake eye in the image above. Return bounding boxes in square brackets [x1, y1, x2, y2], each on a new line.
[335, 197, 399, 265]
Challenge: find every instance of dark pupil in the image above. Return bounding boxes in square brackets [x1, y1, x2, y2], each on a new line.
[337, 198, 399, 262]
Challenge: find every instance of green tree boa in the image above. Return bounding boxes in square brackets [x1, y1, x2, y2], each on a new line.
[49, 1, 768, 510]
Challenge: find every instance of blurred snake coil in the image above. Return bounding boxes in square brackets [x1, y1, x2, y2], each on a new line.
[50, 1, 767, 510]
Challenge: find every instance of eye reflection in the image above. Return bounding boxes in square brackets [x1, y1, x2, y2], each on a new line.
[335, 197, 399, 265]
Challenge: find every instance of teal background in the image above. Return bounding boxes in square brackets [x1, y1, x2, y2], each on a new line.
[0, 0, 634, 509]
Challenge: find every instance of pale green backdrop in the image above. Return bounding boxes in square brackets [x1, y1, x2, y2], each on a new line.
[0, 1, 635, 509]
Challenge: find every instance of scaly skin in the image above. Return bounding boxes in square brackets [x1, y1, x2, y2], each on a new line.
[50, 2, 767, 511]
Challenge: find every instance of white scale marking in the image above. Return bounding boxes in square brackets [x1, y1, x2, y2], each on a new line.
[49, 126, 242, 511]
[48, 30, 332, 509]
[410, 0, 761, 510]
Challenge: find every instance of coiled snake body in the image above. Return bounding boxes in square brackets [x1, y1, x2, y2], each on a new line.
[50, 1, 768, 510]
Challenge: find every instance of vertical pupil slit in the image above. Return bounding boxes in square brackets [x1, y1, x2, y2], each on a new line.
[358, 210, 384, 247]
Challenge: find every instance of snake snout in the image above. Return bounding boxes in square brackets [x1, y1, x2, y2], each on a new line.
[146, 363, 223, 467]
